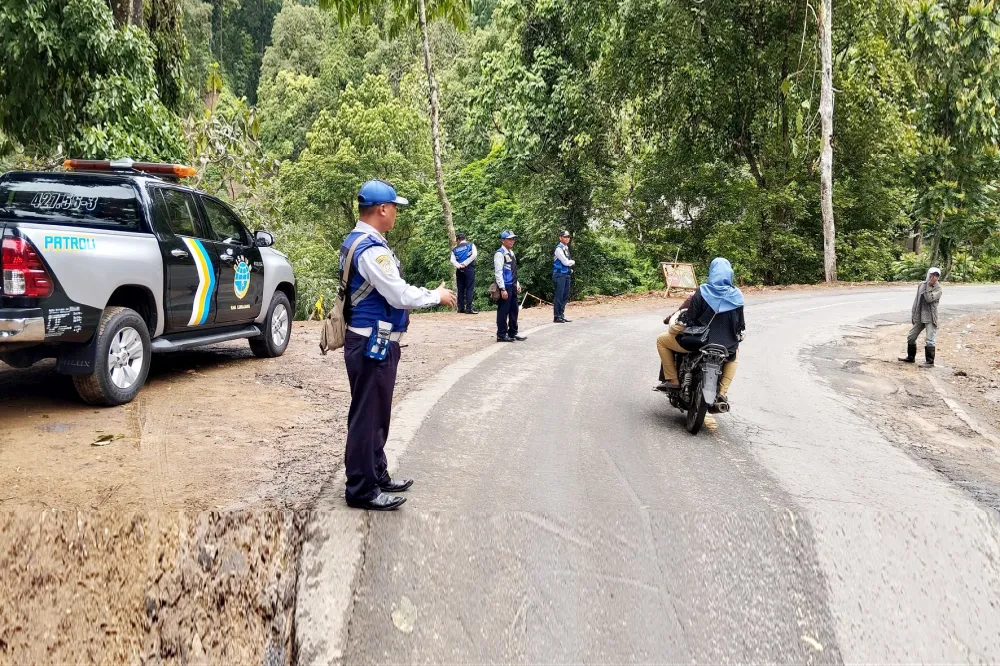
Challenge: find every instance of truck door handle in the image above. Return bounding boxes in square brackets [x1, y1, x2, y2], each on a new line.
[171, 249, 189, 258]
[220, 254, 234, 263]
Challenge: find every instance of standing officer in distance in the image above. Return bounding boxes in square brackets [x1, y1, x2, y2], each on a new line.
[340, 179, 456, 511]
[494, 230, 526, 342]
[552, 230, 575, 323]
[450, 232, 478, 314]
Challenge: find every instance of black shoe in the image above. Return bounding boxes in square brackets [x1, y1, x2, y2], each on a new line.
[561, 317, 572, 322]
[512, 335, 527, 341]
[899, 342, 917, 363]
[497, 336, 515, 342]
[554, 318, 564, 323]
[654, 380, 680, 392]
[457, 309, 466, 314]
[380, 477, 413, 493]
[346, 493, 406, 511]
[468, 309, 479, 315]
[920, 345, 935, 367]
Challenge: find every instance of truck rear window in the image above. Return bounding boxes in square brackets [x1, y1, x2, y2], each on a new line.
[0, 178, 141, 230]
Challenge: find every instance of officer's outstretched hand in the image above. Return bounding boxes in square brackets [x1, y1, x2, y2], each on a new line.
[436, 282, 457, 308]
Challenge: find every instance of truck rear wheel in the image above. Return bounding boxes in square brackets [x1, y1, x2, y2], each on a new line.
[72, 306, 151, 406]
[250, 292, 292, 358]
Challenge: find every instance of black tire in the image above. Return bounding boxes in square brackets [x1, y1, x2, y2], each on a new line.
[250, 291, 292, 358]
[72, 306, 151, 406]
[685, 375, 709, 435]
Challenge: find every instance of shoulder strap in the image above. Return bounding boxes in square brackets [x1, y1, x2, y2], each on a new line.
[340, 234, 367, 292]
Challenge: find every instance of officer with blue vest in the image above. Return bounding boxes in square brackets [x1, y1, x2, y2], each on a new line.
[494, 231, 526, 342]
[552, 230, 575, 323]
[449, 232, 478, 314]
[340, 180, 456, 511]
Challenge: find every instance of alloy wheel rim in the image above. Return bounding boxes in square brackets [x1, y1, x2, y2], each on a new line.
[108, 326, 144, 390]
[271, 304, 289, 347]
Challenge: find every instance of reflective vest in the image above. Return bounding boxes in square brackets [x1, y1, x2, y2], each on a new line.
[340, 231, 409, 331]
[452, 242, 474, 264]
[553, 243, 572, 275]
[497, 247, 517, 285]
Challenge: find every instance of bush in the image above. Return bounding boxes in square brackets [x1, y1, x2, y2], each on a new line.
[837, 230, 899, 281]
[892, 252, 931, 281]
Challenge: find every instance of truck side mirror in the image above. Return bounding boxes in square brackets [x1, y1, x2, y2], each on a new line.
[254, 230, 274, 248]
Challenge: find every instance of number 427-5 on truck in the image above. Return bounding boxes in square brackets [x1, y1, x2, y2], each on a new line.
[0, 159, 296, 406]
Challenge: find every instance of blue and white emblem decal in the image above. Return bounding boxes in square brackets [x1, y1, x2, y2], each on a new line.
[233, 255, 250, 300]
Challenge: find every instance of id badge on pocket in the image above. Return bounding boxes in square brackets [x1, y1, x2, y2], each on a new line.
[365, 320, 393, 360]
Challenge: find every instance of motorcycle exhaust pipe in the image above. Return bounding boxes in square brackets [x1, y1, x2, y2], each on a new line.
[714, 400, 730, 413]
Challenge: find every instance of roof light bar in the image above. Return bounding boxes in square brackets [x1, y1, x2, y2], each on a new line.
[63, 159, 197, 179]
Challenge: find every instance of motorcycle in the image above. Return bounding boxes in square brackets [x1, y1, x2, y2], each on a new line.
[659, 310, 731, 435]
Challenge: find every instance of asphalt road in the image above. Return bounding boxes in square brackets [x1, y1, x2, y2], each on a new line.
[342, 286, 1000, 664]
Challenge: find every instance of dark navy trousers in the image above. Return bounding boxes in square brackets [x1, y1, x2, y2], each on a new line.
[456, 266, 475, 312]
[496, 282, 519, 338]
[553, 273, 571, 319]
[344, 331, 401, 502]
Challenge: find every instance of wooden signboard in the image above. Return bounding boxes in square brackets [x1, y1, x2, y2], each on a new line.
[660, 262, 698, 296]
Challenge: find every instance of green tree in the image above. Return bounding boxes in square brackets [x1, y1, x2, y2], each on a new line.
[256, 3, 372, 158]
[277, 73, 434, 311]
[180, 0, 215, 111]
[472, 0, 610, 245]
[211, 0, 284, 103]
[906, 0, 1000, 276]
[145, 0, 189, 112]
[0, 0, 185, 160]
[319, 0, 473, 279]
[597, 0, 911, 284]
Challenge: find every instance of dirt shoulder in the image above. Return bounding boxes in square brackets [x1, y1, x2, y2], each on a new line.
[0, 292, 680, 665]
[811, 307, 1000, 511]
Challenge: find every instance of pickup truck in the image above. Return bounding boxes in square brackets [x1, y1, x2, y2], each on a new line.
[0, 159, 296, 406]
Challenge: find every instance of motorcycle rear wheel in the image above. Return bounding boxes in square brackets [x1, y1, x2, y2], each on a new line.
[685, 376, 709, 434]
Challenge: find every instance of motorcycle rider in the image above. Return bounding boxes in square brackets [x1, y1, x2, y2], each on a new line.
[656, 257, 745, 401]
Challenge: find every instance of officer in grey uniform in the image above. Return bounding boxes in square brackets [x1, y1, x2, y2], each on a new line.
[340, 180, 456, 511]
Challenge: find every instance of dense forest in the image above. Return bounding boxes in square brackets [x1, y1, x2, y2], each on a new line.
[1, 0, 999, 315]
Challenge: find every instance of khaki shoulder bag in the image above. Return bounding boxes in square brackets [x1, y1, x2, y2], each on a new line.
[319, 235, 366, 355]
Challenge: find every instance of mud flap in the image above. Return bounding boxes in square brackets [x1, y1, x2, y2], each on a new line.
[57, 336, 98, 375]
[701, 364, 721, 406]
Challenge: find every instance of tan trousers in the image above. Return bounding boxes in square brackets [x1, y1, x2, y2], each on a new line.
[656, 325, 739, 395]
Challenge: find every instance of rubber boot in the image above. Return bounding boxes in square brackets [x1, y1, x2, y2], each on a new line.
[898, 343, 916, 363]
[920, 345, 935, 368]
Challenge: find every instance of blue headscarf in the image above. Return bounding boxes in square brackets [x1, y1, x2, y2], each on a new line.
[700, 257, 744, 313]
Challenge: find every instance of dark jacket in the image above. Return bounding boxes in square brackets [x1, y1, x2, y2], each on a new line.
[680, 290, 745, 354]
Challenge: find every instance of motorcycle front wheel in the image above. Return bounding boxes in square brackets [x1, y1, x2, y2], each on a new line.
[686, 375, 709, 434]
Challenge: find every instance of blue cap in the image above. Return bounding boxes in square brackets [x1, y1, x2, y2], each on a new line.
[358, 180, 409, 207]
[500, 230, 518, 239]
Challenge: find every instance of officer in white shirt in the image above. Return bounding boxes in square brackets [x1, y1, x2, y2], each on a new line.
[552, 230, 575, 323]
[494, 230, 525, 342]
[339, 179, 456, 511]
[449, 232, 478, 314]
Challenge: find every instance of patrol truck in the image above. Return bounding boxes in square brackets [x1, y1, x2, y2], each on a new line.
[0, 159, 296, 406]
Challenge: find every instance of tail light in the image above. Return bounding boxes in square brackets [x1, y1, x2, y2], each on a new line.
[2, 237, 54, 298]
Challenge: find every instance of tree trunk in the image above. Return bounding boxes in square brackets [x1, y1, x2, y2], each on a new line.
[108, 0, 128, 26]
[818, 0, 837, 282]
[130, 0, 144, 27]
[418, 0, 458, 292]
